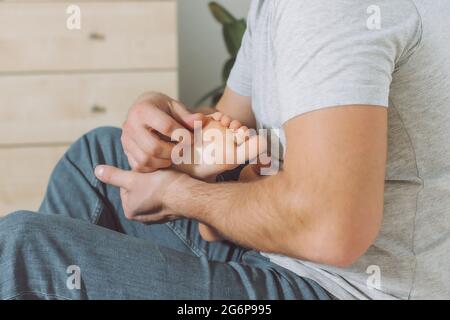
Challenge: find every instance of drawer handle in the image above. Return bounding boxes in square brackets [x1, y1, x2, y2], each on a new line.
[89, 32, 106, 41]
[91, 105, 107, 114]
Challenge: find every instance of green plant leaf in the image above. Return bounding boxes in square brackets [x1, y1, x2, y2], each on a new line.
[223, 19, 246, 56]
[195, 85, 226, 107]
[208, 2, 237, 24]
[222, 57, 236, 83]
[197, 3, 247, 106]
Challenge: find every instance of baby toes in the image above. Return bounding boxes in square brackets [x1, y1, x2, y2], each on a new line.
[220, 115, 232, 127]
[229, 120, 242, 130]
[210, 112, 223, 121]
[234, 126, 249, 145]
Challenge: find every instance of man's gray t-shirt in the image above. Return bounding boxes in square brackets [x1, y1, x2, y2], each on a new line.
[227, 0, 450, 299]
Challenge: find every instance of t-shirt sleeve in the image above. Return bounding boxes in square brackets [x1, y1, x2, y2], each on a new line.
[273, 0, 422, 124]
[227, 13, 253, 97]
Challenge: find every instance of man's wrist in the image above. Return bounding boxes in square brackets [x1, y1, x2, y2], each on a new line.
[163, 173, 205, 220]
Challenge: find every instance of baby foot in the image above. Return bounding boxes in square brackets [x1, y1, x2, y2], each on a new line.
[173, 112, 266, 181]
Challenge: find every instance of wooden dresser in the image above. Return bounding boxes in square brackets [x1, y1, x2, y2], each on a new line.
[0, 0, 178, 216]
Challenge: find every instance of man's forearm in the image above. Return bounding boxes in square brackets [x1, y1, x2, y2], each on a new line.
[165, 172, 311, 260]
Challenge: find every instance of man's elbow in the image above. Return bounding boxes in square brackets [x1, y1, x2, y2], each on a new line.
[288, 237, 367, 268]
[287, 208, 382, 268]
[318, 241, 368, 268]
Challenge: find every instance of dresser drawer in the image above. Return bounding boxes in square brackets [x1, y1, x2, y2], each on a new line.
[0, 146, 68, 217]
[0, 1, 177, 72]
[0, 71, 177, 145]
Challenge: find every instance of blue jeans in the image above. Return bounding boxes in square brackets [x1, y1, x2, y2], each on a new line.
[0, 127, 332, 300]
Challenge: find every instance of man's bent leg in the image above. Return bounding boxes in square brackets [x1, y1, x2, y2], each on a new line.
[38, 126, 247, 262]
[39, 126, 132, 230]
[0, 211, 332, 300]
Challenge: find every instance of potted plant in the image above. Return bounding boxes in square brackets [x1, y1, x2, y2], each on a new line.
[196, 2, 247, 107]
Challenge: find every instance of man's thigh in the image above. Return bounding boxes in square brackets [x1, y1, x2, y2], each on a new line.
[104, 214, 249, 263]
[0, 211, 331, 300]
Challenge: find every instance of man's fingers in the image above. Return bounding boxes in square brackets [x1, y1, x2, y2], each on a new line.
[169, 100, 206, 130]
[181, 113, 206, 130]
[168, 99, 191, 118]
[95, 165, 134, 190]
[133, 126, 175, 160]
[124, 138, 168, 172]
[142, 106, 187, 140]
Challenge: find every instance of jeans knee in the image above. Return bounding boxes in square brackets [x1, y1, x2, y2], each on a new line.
[0, 211, 37, 237]
[65, 126, 126, 169]
[1, 210, 36, 225]
[84, 126, 122, 146]
[0, 211, 63, 250]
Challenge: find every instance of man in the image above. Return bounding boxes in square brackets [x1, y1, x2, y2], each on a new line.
[1, 0, 449, 300]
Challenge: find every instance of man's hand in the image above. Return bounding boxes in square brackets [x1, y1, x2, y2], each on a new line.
[122, 92, 204, 173]
[94, 164, 187, 224]
[117, 88, 255, 240]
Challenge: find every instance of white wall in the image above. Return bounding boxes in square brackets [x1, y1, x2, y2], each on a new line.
[178, 0, 251, 108]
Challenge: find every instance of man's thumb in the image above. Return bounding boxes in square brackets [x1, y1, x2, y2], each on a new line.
[170, 100, 205, 129]
[181, 113, 205, 130]
[95, 165, 132, 189]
